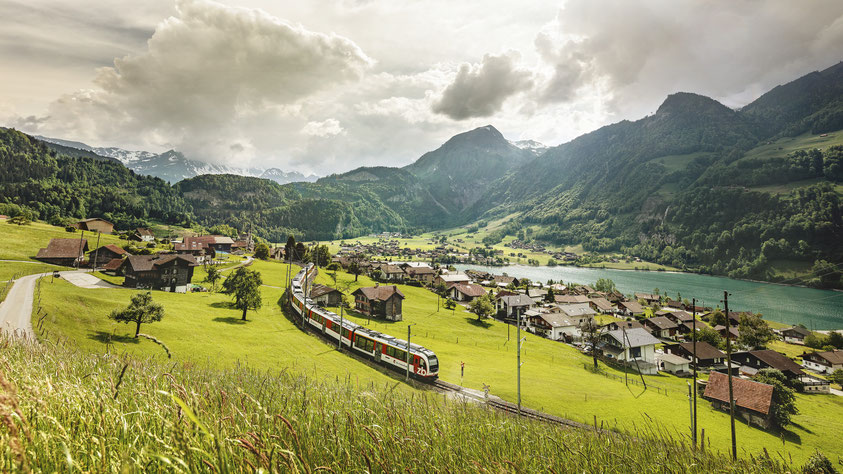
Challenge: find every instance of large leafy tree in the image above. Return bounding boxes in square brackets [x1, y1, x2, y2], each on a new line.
[254, 243, 270, 260]
[753, 369, 798, 428]
[203, 265, 222, 292]
[222, 268, 263, 321]
[469, 294, 494, 321]
[594, 278, 616, 293]
[109, 291, 164, 338]
[737, 313, 775, 350]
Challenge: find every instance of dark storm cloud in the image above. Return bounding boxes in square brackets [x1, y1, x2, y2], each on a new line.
[432, 53, 533, 120]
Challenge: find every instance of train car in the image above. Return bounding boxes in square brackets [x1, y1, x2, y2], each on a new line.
[288, 264, 439, 379]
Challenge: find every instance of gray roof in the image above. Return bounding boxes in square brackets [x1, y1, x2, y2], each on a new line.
[534, 312, 578, 328]
[501, 294, 534, 307]
[557, 303, 597, 318]
[658, 353, 691, 366]
[605, 328, 660, 348]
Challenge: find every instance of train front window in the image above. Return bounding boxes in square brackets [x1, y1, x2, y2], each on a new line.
[428, 356, 439, 372]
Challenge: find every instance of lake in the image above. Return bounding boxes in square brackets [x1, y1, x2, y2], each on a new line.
[453, 264, 843, 330]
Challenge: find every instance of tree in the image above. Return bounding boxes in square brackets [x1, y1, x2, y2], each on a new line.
[444, 298, 456, 311]
[254, 243, 270, 260]
[8, 210, 32, 226]
[203, 265, 222, 292]
[545, 287, 555, 303]
[579, 317, 602, 369]
[284, 235, 296, 260]
[348, 260, 361, 281]
[594, 278, 616, 293]
[811, 260, 841, 289]
[804, 333, 826, 349]
[753, 369, 798, 428]
[828, 369, 843, 388]
[696, 326, 723, 348]
[469, 294, 494, 321]
[827, 331, 843, 349]
[315, 244, 331, 267]
[221, 267, 263, 321]
[109, 291, 164, 338]
[737, 313, 775, 350]
[708, 310, 727, 327]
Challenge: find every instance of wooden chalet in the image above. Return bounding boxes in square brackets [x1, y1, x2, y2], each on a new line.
[36, 238, 88, 266]
[74, 218, 114, 234]
[87, 244, 128, 268]
[310, 284, 343, 307]
[643, 316, 679, 339]
[780, 326, 811, 344]
[663, 341, 725, 368]
[448, 283, 487, 302]
[119, 254, 197, 293]
[352, 285, 405, 321]
[704, 371, 774, 429]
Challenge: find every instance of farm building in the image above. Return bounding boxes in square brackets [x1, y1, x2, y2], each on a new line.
[352, 285, 405, 321]
[74, 218, 114, 234]
[36, 238, 88, 266]
[119, 254, 197, 293]
[703, 371, 774, 429]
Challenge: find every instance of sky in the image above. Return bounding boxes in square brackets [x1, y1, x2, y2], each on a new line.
[2, 0, 843, 175]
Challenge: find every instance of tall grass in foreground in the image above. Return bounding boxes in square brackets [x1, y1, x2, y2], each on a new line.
[0, 334, 800, 473]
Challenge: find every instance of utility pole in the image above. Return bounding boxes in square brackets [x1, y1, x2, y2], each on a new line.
[724, 291, 737, 461]
[76, 230, 85, 269]
[338, 294, 344, 351]
[517, 309, 525, 415]
[692, 297, 698, 447]
[92, 231, 101, 271]
[406, 323, 416, 381]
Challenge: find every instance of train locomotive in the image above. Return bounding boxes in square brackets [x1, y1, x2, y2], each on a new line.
[289, 264, 439, 380]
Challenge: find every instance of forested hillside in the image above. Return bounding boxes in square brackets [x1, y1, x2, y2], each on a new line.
[0, 128, 192, 229]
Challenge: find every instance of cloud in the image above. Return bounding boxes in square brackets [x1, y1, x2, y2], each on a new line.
[301, 119, 344, 137]
[432, 52, 533, 120]
[26, 0, 372, 166]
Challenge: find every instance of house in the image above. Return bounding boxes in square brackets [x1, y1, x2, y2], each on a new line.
[665, 299, 683, 309]
[87, 244, 128, 268]
[665, 310, 694, 324]
[557, 303, 596, 323]
[309, 284, 343, 307]
[379, 264, 406, 282]
[132, 228, 155, 242]
[36, 238, 89, 266]
[493, 275, 519, 287]
[658, 353, 692, 374]
[714, 325, 740, 340]
[588, 297, 615, 314]
[74, 218, 114, 234]
[703, 371, 774, 429]
[780, 326, 811, 344]
[617, 301, 645, 317]
[802, 350, 843, 374]
[599, 328, 661, 374]
[663, 341, 725, 368]
[730, 350, 805, 380]
[497, 294, 534, 321]
[102, 258, 124, 274]
[634, 293, 660, 305]
[604, 319, 645, 332]
[186, 235, 235, 252]
[352, 285, 405, 321]
[434, 273, 471, 287]
[527, 311, 583, 341]
[449, 283, 487, 302]
[554, 294, 589, 304]
[403, 265, 436, 284]
[526, 288, 548, 303]
[174, 239, 216, 264]
[119, 254, 197, 293]
[642, 316, 679, 339]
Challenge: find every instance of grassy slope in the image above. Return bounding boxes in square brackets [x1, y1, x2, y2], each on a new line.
[0, 262, 62, 303]
[37, 260, 408, 391]
[0, 220, 126, 261]
[314, 270, 843, 464]
[1, 337, 791, 473]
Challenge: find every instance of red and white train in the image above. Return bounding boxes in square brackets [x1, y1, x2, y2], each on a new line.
[289, 264, 439, 380]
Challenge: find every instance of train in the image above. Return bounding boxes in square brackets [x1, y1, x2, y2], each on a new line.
[289, 264, 439, 380]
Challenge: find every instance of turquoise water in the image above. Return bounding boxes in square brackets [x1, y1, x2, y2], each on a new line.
[453, 264, 843, 330]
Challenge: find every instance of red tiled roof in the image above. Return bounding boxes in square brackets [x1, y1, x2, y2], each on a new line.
[36, 238, 88, 259]
[90, 244, 127, 256]
[353, 285, 405, 301]
[704, 371, 773, 416]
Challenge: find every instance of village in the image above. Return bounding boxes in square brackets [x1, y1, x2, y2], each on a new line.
[16, 216, 843, 434]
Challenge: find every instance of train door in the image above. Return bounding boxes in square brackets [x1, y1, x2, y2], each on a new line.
[373, 342, 381, 362]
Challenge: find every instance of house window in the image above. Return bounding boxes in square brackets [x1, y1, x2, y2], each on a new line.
[630, 347, 641, 359]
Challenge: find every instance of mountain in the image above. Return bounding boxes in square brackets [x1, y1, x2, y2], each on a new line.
[511, 139, 548, 156]
[403, 125, 533, 217]
[34, 136, 316, 185]
[260, 168, 319, 184]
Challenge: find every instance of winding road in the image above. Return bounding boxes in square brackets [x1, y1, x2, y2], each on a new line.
[0, 271, 50, 338]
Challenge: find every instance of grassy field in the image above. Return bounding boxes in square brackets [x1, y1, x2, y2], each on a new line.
[313, 269, 843, 464]
[37, 260, 407, 392]
[649, 151, 713, 173]
[0, 261, 63, 303]
[2, 337, 800, 473]
[0, 221, 126, 261]
[742, 131, 843, 162]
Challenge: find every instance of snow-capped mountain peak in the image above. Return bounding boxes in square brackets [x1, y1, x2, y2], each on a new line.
[510, 139, 548, 157]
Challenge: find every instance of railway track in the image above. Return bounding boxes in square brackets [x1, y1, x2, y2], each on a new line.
[430, 378, 599, 432]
